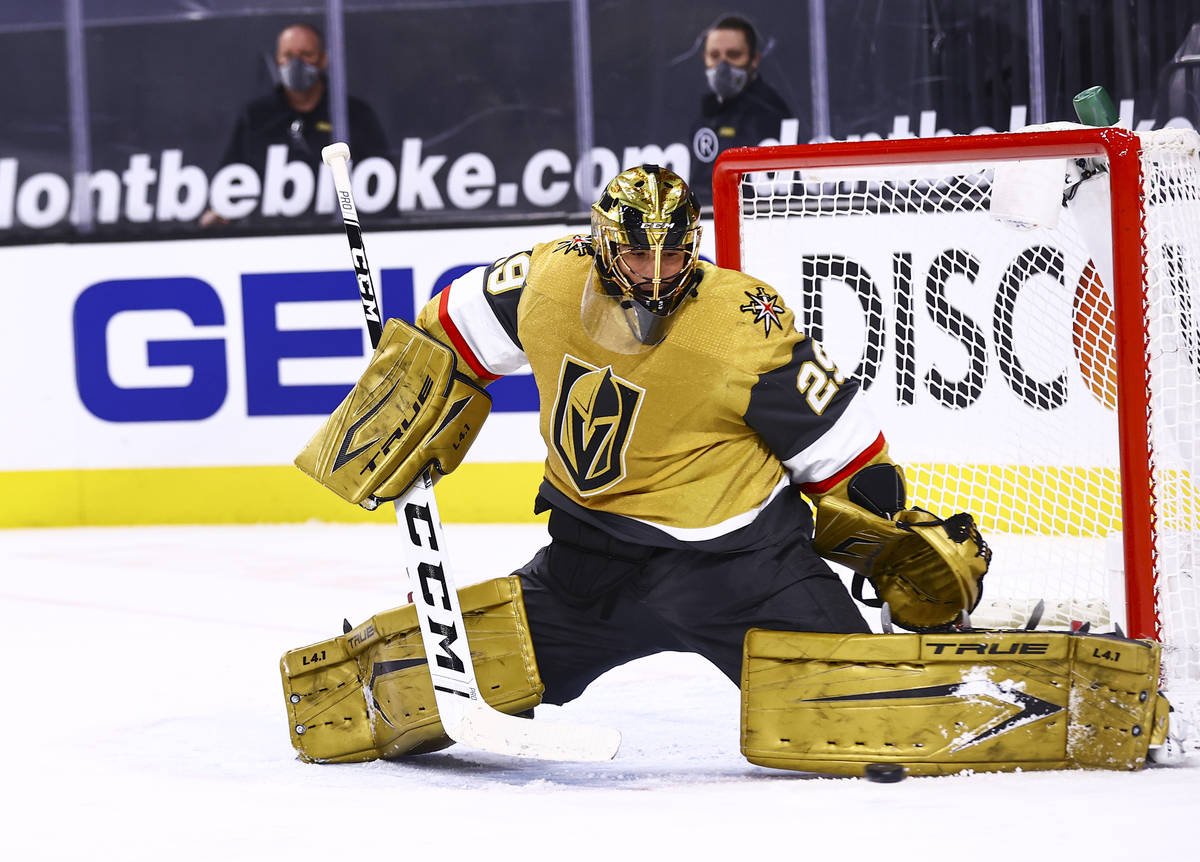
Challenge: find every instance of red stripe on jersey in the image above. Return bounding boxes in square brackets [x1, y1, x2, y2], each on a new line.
[437, 285, 500, 382]
[798, 432, 887, 495]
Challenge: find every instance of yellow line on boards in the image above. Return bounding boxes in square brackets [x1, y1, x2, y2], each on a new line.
[0, 463, 547, 528]
[5, 462, 1195, 532]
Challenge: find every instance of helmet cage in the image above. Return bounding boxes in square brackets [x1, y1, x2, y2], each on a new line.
[594, 223, 702, 317]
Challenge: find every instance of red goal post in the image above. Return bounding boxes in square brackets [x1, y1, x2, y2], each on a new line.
[712, 128, 1200, 730]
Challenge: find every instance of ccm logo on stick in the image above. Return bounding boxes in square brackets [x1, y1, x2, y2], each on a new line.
[403, 501, 469, 686]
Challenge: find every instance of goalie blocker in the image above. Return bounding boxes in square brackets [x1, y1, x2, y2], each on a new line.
[295, 317, 491, 507]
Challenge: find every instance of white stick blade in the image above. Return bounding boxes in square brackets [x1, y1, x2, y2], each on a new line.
[449, 702, 622, 762]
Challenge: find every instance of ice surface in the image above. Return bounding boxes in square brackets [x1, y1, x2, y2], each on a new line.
[4, 522, 1198, 861]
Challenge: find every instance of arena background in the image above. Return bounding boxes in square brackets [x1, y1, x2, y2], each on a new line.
[2, 0, 1199, 527]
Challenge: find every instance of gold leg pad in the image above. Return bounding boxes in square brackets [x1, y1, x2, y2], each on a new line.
[741, 629, 1169, 776]
[281, 576, 542, 763]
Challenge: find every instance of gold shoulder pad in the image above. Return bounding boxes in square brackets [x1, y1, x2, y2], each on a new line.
[295, 317, 492, 506]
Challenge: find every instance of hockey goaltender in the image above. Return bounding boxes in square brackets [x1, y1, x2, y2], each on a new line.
[281, 165, 1172, 777]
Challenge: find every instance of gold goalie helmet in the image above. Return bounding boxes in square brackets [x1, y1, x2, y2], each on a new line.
[589, 164, 702, 347]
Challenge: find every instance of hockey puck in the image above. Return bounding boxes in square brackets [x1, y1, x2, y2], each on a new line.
[863, 762, 908, 783]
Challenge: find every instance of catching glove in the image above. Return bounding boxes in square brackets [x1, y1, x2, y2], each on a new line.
[813, 497, 991, 631]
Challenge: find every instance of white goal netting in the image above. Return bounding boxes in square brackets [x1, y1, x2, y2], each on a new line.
[722, 128, 1200, 742]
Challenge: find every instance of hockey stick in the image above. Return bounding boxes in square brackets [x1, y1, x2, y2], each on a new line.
[320, 143, 621, 762]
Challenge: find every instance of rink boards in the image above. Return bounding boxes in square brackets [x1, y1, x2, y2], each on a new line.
[0, 215, 1130, 527]
[1, 224, 570, 526]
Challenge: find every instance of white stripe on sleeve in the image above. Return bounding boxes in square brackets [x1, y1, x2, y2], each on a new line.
[444, 266, 530, 375]
[780, 394, 882, 486]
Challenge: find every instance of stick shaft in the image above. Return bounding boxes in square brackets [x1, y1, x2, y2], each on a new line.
[322, 145, 383, 350]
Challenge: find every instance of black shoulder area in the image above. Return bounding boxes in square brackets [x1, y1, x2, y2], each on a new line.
[242, 90, 286, 118]
[752, 77, 792, 117]
[743, 336, 860, 461]
[347, 95, 382, 120]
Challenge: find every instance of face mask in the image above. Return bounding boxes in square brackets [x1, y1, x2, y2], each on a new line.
[280, 57, 321, 92]
[706, 61, 749, 102]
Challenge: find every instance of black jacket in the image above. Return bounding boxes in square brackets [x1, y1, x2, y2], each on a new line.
[218, 83, 389, 175]
[689, 75, 794, 205]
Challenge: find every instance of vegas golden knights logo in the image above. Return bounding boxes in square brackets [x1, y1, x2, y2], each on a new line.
[552, 356, 643, 495]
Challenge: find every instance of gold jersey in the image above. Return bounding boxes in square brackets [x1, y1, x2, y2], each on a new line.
[417, 235, 884, 550]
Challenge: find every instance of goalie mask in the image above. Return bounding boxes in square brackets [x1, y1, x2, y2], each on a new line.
[586, 165, 702, 349]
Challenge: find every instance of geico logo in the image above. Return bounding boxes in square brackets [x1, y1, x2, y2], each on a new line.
[71, 273, 537, 422]
[927, 641, 1050, 655]
[789, 246, 1195, 411]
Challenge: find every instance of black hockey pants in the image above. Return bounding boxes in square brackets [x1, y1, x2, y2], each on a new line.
[516, 508, 870, 705]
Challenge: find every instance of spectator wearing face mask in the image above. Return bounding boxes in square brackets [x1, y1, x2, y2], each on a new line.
[688, 15, 793, 206]
[201, 22, 388, 226]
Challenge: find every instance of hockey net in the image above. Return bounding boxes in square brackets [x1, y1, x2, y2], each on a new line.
[713, 128, 1200, 743]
